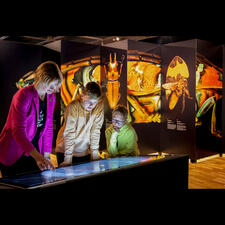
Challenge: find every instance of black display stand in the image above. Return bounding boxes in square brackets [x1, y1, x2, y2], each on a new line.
[0, 154, 189, 192]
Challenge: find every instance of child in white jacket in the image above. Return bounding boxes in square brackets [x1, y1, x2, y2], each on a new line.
[55, 82, 104, 167]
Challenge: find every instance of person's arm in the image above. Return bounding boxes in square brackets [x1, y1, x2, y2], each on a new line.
[11, 89, 37, 153]
[105, 127, 112, 151]
[105, 127, 119, 157]
[29, 149, 55, 171]
[41, 94, 56, 157]
[90, 103, 104, 160]
[61, 103, 77, 166]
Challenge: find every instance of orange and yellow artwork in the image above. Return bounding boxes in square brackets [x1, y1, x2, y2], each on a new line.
[162, 56, 192, 114]
[127, 51, 161, 123]
[60, 56, 101, 107]
[195, 53, 223, 138]
[104, 52, 122, 109]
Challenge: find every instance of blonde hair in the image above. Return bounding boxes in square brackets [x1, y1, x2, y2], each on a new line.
[33, 61, 63, 92]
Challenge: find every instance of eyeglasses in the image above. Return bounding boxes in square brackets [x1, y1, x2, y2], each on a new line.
[112, 119, 125, 125]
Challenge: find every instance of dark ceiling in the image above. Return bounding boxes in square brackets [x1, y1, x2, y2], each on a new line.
[0, 35, 224, 52]
[0, 35, 153, 45]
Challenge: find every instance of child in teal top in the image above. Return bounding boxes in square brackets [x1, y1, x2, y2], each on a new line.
[105, 105, 140, 157]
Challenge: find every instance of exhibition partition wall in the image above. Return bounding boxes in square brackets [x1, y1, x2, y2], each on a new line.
[222, 45, 225, 158]
[127, 40, 162, 154]
[160, 45, 196, 160]
[195, 40, 223, 160]
[165, 39, 223, 161]
[100, 46, 127, 150]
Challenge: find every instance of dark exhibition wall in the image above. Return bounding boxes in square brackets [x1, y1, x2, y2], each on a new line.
[165, 39, 223, 161]
[0, 38, 224, 161]
[160, 45, 196, 160]
[127, 40, 162, 153]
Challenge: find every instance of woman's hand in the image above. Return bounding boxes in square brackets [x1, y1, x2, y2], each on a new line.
[29, 149, 56, 171]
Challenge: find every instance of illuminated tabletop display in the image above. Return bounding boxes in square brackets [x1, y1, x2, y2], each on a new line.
[0, 155, 165, 189]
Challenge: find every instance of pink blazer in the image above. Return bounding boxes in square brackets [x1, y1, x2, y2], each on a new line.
[0, 84, 56, 166]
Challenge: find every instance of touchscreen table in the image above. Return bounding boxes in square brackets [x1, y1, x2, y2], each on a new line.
[0, 155, 162, 189]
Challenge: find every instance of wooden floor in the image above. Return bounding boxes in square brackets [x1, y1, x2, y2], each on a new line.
[189, 155, 225, 189]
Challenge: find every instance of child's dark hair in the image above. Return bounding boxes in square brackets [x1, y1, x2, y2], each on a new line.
[83, 82, 102, 99]
[112, 105, 128, 119]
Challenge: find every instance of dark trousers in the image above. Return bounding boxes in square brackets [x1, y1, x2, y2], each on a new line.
[56, 152, 91, 166]
[0, 154, 40, 178]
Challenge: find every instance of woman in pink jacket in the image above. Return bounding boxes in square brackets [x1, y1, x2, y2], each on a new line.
[0, 61, 63, 177]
